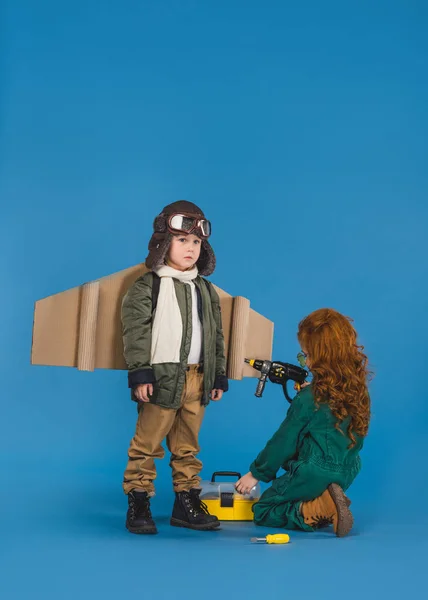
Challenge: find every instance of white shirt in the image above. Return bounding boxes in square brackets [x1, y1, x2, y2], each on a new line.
[187, 282, 202, 364]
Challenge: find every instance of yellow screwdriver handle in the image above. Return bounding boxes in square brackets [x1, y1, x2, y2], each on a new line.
[266, 534, 290, 544]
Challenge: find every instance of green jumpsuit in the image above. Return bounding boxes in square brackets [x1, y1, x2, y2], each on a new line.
[250, 385, 363, 531]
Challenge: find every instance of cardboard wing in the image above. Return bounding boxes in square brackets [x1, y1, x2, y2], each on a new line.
[31, 264, 274, 380]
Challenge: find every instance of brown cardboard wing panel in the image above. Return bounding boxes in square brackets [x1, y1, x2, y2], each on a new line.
[242, 309, 274, 379]
[227, 296, 250, 380]
[31, 264, 149, 369]
[211, 285, 274, 380]
[31, 265, 274, 377]
[31, 286, 81, 367]
[77, 281, 100, 371]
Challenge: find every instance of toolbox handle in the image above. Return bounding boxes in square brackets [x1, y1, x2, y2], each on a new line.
[211, 471, 242, 482]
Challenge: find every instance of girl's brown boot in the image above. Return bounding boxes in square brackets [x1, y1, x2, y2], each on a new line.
[301, 484, 353, 537]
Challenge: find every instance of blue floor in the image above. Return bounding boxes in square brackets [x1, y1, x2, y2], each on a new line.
[2, 469, 426, 600]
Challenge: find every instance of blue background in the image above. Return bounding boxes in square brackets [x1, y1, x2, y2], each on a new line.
[1, 1, 427, 598]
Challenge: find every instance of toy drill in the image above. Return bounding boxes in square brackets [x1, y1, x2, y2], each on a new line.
[245, 358, 308, 402]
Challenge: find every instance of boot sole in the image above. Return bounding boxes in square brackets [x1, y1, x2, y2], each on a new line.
[170, 517, 221, 531]
[328, 483, 353, 538]
[126, 522, 158, 535]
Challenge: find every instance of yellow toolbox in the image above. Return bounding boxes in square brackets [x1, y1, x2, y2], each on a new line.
[200, 472, 261, 521]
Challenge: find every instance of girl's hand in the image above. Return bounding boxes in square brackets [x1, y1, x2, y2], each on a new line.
[235, 472, 259, 495]
[134, 384, 153, 402]
[210, 389, 223, 401]
[294, 381, 311, 391]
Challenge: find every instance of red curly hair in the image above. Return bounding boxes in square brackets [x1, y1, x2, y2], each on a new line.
[297, 308, 371, 447]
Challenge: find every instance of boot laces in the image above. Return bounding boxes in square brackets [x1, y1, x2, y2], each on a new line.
[312, 514, 333, 529]
[186, 491, 210, 516]
[129, 494, 152, 520]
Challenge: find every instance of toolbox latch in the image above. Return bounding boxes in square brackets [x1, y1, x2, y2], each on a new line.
[220, 492, 234, 508]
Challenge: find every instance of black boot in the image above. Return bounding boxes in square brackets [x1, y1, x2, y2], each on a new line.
[170, 488, 220, 530]
[126, 491, 158, 534]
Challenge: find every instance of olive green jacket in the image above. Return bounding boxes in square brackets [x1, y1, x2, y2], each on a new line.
[121, 272, 228, 409]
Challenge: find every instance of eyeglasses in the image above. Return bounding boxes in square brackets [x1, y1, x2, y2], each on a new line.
[167, 213, 212, 238]
[297, 351, 307, 367]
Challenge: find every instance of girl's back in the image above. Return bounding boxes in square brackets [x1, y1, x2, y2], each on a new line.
[296, 385, 364, 469]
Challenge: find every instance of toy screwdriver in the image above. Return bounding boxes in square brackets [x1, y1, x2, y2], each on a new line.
[250, 534, 290, 544]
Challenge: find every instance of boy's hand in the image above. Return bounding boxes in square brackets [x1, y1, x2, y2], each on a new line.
[134, 384, 153, 403]
[210, 389, 223, 401]
[235, 472, 259, 495]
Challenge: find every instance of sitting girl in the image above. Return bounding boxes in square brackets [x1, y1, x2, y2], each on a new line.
[236, 308, 371, 537]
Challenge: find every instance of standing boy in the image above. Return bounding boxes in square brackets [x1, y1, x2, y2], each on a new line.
[122, 201, 228, 534]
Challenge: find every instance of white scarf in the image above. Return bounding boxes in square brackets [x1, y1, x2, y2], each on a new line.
[151, 264, 199, 364]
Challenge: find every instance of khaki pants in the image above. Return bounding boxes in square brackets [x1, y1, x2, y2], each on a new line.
[123, 365, 205, 495]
